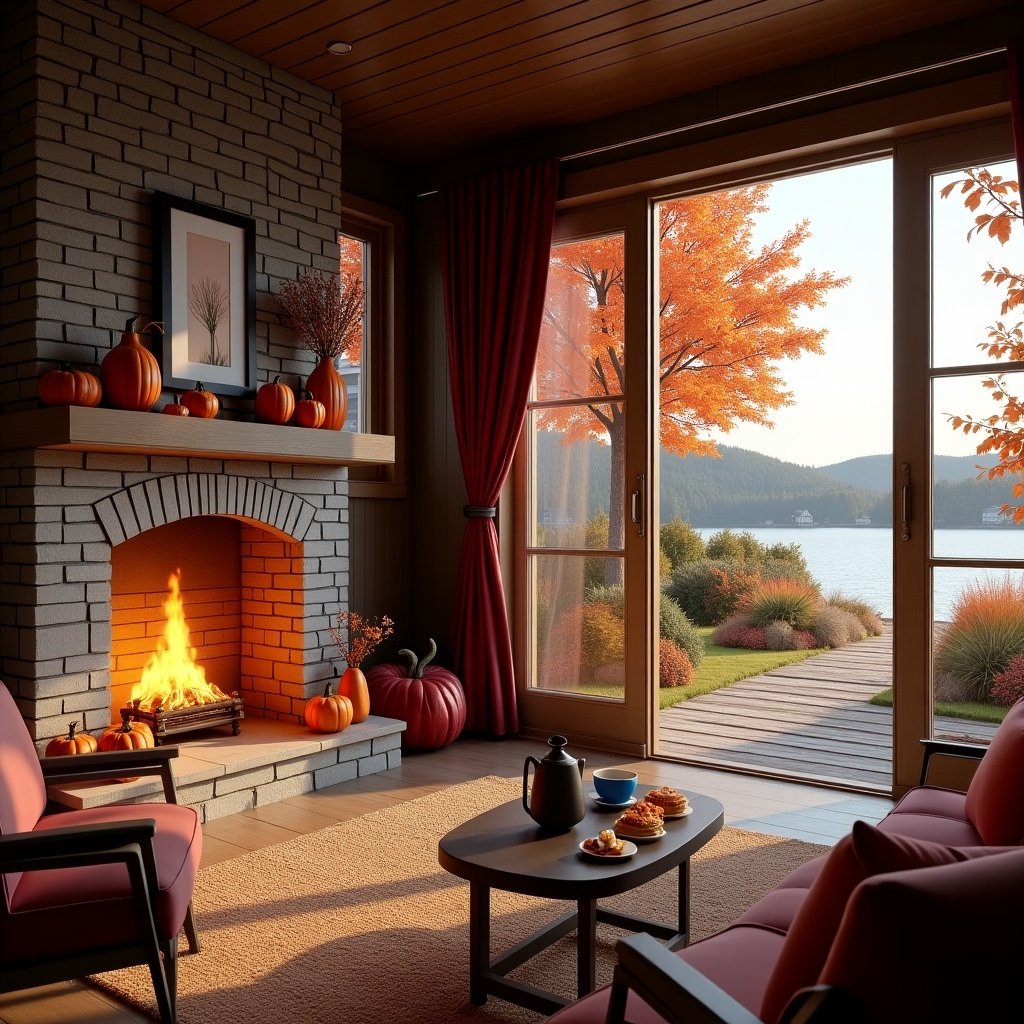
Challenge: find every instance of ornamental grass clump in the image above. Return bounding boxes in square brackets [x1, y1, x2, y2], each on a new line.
[824, 592, 886, 636]
[934, 576, 1024, 702]
[812, 605, 865, 649]
[276, 268, 364, 360]
[743, 578, 821, 631]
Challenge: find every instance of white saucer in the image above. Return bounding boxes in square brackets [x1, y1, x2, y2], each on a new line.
[589, 793, 637, 810]
[579, 838, 638, 861]
[662, 806, 693, 820]
[620, 828, 667, 843]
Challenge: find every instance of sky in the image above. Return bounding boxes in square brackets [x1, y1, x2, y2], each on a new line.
[695, 156, 1021, 467]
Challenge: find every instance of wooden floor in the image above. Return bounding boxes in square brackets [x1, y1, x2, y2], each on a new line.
[657, 630, 998, 790]
[0, 735, 892, 1024]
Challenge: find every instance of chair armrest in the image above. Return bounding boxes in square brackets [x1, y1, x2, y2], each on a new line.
[40, 746, 181, 802]
[0, 818, 157, 872]
[605, 933, 762, 1024]
[918, 737, 987, 786]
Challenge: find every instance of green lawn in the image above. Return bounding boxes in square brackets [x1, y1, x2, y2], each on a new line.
[869, 688, 1008, 725]
[580, 628, 826, 710]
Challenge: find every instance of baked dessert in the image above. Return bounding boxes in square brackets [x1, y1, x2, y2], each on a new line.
[614, 800, 665, 838]
[644, 786, 688, 815]
[582, 828, 626, 856]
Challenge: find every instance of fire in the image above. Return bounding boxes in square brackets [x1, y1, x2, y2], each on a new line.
[131, 570, 230, 712]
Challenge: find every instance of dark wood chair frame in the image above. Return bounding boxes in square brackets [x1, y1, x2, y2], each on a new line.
[0, 746, 200, 1024]
[917, 737, 987, 786]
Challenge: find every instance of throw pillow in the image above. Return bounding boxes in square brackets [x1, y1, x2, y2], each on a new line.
[759, 820, 1017, 1024]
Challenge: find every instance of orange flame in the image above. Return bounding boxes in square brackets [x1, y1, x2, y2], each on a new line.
[131, 570, 230, 712]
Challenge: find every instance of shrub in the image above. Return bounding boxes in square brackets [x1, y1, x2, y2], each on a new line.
[933, 670, 974, 704]
[659, 638, 694, 687]
[764, 620, 796, 651]
[705, 529, 763, 563]
[934, 576, 1024, 702]
[826, 591, 886, 636]
[543, 602, 624, 685]
[660, 519, 706, 570]
[764, 541, 810, 575]
[759, 556, 815, 586]
[744, 579, 821, 630]
[991, 655, 1024, 707]
[712, 614, 768, 650]
[812, 605, 866, 649]
[793, 630, 818, 649]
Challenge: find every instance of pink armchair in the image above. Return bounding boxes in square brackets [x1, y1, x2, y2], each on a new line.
[0, 683, 202, 1024]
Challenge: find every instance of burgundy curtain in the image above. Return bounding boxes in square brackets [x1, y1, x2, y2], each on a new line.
[440, 159, 559, 735]
[1012, 37, 1024, 179]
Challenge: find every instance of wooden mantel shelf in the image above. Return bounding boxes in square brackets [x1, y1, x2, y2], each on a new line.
[0, 406, 395, 467]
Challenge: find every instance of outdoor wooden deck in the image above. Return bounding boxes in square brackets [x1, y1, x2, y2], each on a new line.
[657, 630, 998, 791]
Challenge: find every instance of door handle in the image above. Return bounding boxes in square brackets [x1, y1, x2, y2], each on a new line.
[630, 474, 645, 537]
[900, 462, 911, 541]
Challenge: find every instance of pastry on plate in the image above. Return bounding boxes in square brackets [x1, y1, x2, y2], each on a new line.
[614, 800, 665, 837]
[644, 786, 688, 815]
[582, 828, 626, 856]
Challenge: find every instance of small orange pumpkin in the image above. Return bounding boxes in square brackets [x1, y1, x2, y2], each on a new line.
[338, 666, 371, 724]
[39, 364, 102, 408]
[255, 375, 295, 425]
[162, 393, 190, 416]
[294, 389, 326, 429]
[304, 682, 353, 733]
[45, 721, 98, 756]
[181, 381, 219, 419]
[98, 716, 155, 751]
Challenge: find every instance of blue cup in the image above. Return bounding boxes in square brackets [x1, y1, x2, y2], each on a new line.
[592, 767, 638, 804]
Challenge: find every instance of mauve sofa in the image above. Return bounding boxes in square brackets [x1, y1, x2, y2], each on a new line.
[549, 698, 1024, 1024]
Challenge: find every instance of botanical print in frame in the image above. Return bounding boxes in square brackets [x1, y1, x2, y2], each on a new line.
[153, 192, 257, 396]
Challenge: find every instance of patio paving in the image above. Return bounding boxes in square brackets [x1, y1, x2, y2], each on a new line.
[657, 629, 998, 791]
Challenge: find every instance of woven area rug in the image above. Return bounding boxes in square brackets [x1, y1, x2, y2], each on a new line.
[96, 775, 827, 1023]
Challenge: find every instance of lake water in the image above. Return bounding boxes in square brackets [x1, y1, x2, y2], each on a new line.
[695, 527, 1024, 619]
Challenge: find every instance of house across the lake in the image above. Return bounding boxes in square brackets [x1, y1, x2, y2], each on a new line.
[982, 505, 1011, 525]
[794, 510, 815, 526]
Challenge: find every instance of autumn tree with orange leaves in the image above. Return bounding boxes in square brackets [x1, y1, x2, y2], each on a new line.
[536, 183, 849, 553]
[945, 168, 1024, 521]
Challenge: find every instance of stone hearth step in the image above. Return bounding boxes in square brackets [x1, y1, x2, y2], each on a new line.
[46, 716, 405, 823]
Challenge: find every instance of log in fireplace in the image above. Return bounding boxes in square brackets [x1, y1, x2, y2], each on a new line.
[121, 695, 245, 744]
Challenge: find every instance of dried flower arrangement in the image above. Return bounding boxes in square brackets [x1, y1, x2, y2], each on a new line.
[328, 610, 395, 668]
[276, 268, 364, 360]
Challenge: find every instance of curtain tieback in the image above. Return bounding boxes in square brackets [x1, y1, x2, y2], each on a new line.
[463, 505, 497, 518]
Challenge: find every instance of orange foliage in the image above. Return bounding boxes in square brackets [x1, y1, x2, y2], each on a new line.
[943, 169, 1024, 522]
[338, 235, 365, 363]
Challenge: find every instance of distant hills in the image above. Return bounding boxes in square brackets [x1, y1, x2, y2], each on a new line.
[535, 433, 1017, 528]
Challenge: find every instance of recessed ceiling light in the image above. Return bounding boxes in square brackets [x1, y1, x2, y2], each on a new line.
[327, 40, 353, 55]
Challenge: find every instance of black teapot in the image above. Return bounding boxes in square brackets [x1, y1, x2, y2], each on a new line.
[522, 735, 586, 832]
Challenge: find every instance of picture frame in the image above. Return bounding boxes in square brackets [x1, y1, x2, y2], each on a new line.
[152, 191, 257, 397]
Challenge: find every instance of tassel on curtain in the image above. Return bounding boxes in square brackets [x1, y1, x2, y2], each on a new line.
[440, 159, 560, 735]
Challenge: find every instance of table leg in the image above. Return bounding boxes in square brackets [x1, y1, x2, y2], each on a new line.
[677, 858, 691, 947]
[469, 882, 490, 1005]
[577, 898, 597, 997]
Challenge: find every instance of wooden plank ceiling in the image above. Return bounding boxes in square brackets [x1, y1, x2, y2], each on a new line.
[135, 0, 1003, 164]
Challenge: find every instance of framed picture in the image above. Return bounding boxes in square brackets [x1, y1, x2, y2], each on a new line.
[152, 191, 257, 396]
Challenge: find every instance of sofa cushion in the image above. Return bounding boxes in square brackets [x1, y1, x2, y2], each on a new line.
[819, 849, 1024, 1022]
[876, 784, 981, 845]
[964, 696, 1024, 845]
[759, 821, 1016, 1024]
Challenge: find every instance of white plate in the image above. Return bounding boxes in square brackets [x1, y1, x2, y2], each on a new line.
[662, 806, 693, 820]
[590, 793, 637, 810]
[579, 838, 638, 861]
[617, 828, 667, 843]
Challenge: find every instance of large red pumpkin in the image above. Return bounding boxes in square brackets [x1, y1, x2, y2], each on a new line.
[365, 639, 466, 751]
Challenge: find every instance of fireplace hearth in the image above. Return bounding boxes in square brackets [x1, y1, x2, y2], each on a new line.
[122, 695, 245, 744]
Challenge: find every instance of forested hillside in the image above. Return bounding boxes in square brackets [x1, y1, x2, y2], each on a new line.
[535, 432, 1019, 528]
[817, 453, 998, 492]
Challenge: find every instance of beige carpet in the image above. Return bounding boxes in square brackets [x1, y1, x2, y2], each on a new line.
[96, 776, 827, 1023]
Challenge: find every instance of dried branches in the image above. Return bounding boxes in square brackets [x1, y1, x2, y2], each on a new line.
[328, 610, 394, 668]
[276, 268, 364, 360]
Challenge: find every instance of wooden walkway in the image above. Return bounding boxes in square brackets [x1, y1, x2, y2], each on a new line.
[657, 630, 998, 791]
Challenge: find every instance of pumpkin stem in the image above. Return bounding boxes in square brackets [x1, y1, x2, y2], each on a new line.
[398, 648, 418, 677]
[195, 381, 206, 391]
[323, 681, 334, 697]
[416, 638, 438, 677]
[68, 721, 79, 738]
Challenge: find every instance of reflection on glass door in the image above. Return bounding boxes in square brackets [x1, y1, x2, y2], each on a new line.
[929, 157, 1024, 743]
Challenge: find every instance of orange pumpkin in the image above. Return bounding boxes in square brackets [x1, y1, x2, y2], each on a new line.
[338, 666, 370, 723]
[39, 364, 102, 408]
[101, 316, 162, 411]
[181, 381, 219, 419]
[162, 393, 190, 416]
[45, 721, 98, 756]
[255, 375, 295, 425]
[98, 716, 155, 751]
[294, 389, 326, 429]
[304, 682, 353, 733]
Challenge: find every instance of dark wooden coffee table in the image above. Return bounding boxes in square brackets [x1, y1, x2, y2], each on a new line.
[437, 785, 724, 1014]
